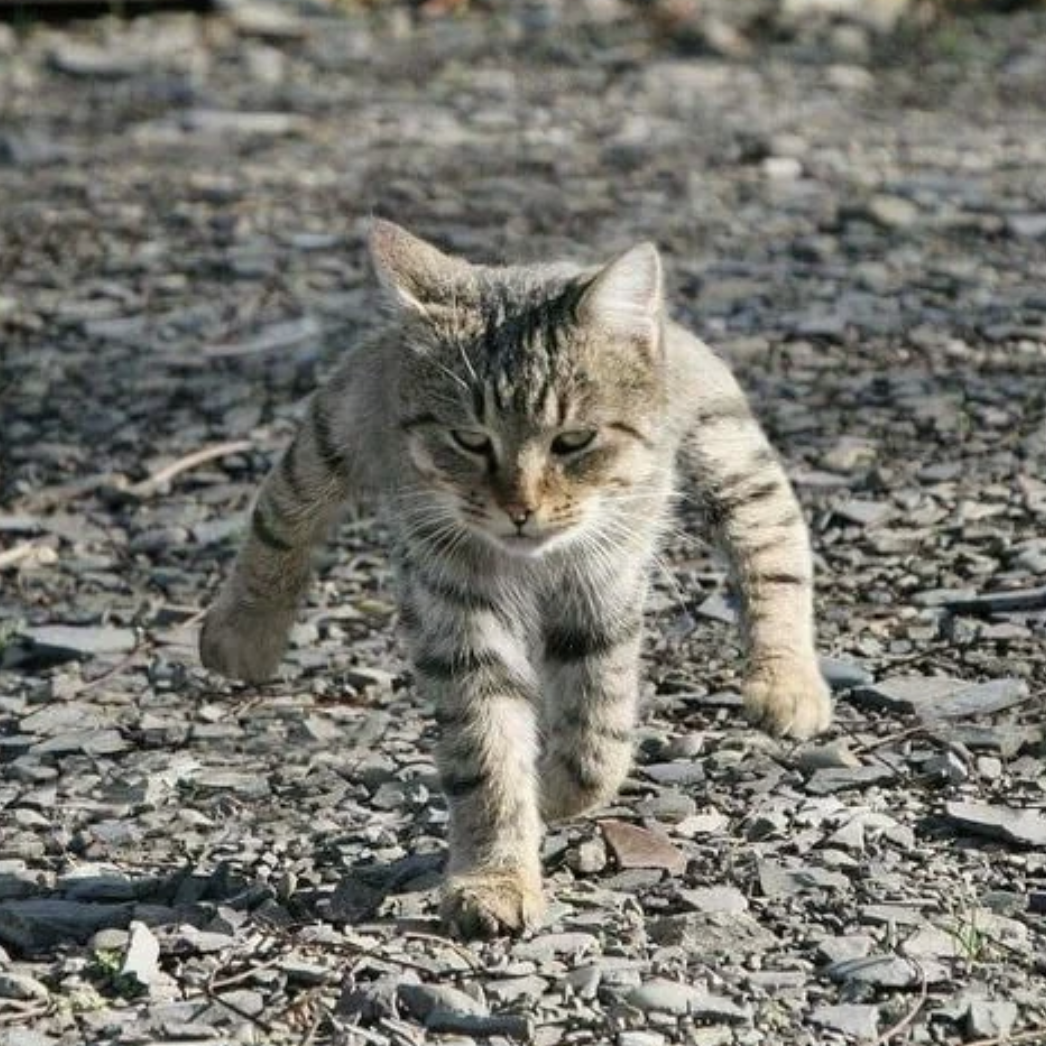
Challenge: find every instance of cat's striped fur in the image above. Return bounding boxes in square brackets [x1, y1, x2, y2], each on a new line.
[200, 221, 831, 937]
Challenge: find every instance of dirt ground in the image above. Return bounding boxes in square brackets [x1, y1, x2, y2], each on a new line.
[1, 2, 1045, 1044]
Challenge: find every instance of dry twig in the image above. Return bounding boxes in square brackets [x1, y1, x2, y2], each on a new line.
[874, 960, 928, 1044]
[127, 440, 254, 498]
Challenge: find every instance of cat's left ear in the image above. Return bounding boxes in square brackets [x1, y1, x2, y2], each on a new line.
[578, 242, 663, 347]
[369, 219, 472, 315]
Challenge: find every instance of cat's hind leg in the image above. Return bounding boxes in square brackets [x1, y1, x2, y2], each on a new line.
[538, 566, 645, 822]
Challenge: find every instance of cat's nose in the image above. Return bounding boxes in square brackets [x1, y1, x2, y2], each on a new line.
[503, 503, 533, 528]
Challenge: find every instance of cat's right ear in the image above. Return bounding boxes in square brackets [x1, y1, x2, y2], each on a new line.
[369, 219, 471, 315]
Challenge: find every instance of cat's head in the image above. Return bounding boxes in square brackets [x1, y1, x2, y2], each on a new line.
[371, 220, 669, 558]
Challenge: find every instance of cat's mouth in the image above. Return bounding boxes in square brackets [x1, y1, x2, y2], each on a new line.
[483, 527, 573, 558]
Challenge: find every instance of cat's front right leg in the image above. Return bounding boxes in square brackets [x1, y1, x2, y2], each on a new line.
[402, 574, 544, 939]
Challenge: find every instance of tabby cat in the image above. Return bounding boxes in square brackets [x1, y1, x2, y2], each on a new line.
[200, 221, 831, 937]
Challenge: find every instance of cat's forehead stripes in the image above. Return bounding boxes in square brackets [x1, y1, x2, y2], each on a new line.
[469, 285, 580, 428]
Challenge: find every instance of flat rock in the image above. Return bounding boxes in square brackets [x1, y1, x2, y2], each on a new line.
[181, 109, 307, 138]
[627, 979, 748, 1021]
[945, 801, 1046, 848]
[819, 656, 874, 690]
[21, 625, 136, 658]
[1007, 214, 1046, 240]
[0, 899, 134, 952]
[758, 861, 850, 897]
[675, 886, 748, 915]
[514, 932, 599, 962]
[804, 765, 895, 794]
[833, 499, 893, 526]
[865, 194, 919, 229]
[121, 921, 160, 991]
[967, 1000, 1018, 1038]
[20, 702, 107, 736]
[0, 972, 49, 1000]
[817, 934, 874, 964]
[601, 820, 686, 875]
[850, 675, 1030, 719]
[826, 954, 921, 987]
[795, 742, 861, 771]
[648, 912, 777, 955]
[641, 761, 706, 787]
[398, 983, 487, 1021]
[902, 925, 963, 960]
[810, 1003, 880, 1039]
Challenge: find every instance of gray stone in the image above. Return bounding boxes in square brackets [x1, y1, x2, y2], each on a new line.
[641, 761, 706, 786]
[20, 702, 106, 736]
[181, 109, 307, 139]
[902, 926, 963, 960]
[833, 499, 893, 526]
[943, 585, 1046, 613]
[0, 899, 134, 951]
[860, 905, 929, 927]
[22, 625, 135, 658]
[1007, 214, 1046, 240]
[647, 912, 777, 956]
[675, 886, 748, 915]
[60, 868, 137, 901]
[804, 765, 895, 794]
[567, 837, 607, 875]
[826, 954, 920, 987]
[627, 980, 749, 1022]
[695, 593, 738, 624]
[946, 801, 1046, 848]
[619, 1033, 666, 1046]
[865, 194, 919, 229]
[819, 656, 873, 690]
[0, 862, 40, 901]
[636, 791, 697, 824]
[967, 1000, 1018, 1038]
[923, 751, 969, 785]
[121, 921, 160, 991]
[758, 861, 850, 897]
[816, 934, 874, 965]
[514, 932, 599, 962]
[809, 1003, 880, 1039]
[280, 959, 332, 985]
[796, 743, 861, 771]
[339, 972, 418, 1020]
[0, 1031, 58, 1046]
[486, 975, 547, 1005]
[397, 983, 487, 1022]
[425, 1013, 532, 1038]
[0, 972, 49, 1000]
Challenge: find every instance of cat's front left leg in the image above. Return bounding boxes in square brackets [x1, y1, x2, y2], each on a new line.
[539, 570, 645, 822]
[404, 580, 544, 938]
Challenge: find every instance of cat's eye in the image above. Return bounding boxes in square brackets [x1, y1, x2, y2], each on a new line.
[450, 429, 493, 454]
[551, 430, 597, 456]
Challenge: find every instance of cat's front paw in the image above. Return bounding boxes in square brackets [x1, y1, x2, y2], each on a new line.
[441, 870, 545, 939]
[199, 598, 296, 684]
[743, 657, 832, 741]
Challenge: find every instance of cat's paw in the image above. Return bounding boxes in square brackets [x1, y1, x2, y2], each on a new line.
[199, 599, 295, 684]
[540, 748, 631, 823]
[743, 658, 832, 741]
[441, 870, 545, 939]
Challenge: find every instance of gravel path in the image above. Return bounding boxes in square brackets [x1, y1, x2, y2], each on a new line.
[1, 3, 1044, 1043]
